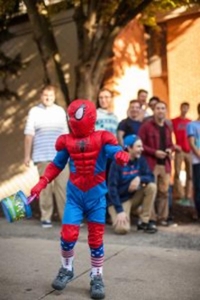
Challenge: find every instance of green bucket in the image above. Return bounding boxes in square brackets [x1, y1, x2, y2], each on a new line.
[1, 190, 32, 222]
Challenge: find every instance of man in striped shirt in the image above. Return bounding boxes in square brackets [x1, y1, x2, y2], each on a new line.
[24, 85, 69, 228]
[95, 88, 118, 136]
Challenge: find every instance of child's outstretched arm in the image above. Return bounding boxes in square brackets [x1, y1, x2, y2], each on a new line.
[101, 131, 130, 166]
[31, 162, 63, 198]
[114, 150, 129, 166]
[31, 135, 70, 199]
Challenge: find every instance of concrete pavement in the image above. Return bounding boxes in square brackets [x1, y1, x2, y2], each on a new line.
[0, 218, 200, 300]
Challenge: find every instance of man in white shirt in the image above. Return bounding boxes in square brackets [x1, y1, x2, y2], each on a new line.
[24, 85, 69, 228]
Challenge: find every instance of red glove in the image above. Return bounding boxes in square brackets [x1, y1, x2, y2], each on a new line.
[31, 176, 48, 199]
[115, 151, 130, 166]
[30, 162, 62, 198]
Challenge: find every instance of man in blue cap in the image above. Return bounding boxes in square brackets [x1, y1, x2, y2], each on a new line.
[107, 134, 157, 234]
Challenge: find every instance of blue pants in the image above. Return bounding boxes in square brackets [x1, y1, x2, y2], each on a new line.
[62, 181, 106, 225]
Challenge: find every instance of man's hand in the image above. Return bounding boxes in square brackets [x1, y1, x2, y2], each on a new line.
[114, 212, 129, 228]
[24, 135, 33, 167]
[155, 150, 167, 159]
[30, 177, 48, 199]
[165, 148, 173, 158]
[128, 176, 141, 192]
[174, 145, 182, 152]
[115, 151, 130, 166]
[24, 156, 31, 167]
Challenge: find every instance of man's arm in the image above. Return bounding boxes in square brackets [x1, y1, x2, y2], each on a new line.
[116, 119, 126, 146]
[165, 124, 175, 153]
[108, 161, 130, 227]
[117, 130, 125, 146]
[171, 119, 181, 151]
[138, 124, 157, 156]
[24, 107, 36, 166]
[187, 122, 200, 158]
[108, 162, 124, 213]
[24, 134, 34, 166]
[188, 136, 200, 157]
[139, 157, 155, 183]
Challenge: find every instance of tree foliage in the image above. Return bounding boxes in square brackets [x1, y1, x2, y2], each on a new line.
[0, 0, 28, 101]
[1, 0, 200, 101]
[23, 0, 71, 105]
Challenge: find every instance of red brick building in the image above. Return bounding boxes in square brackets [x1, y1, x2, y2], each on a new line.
[151, 7, 200, 119]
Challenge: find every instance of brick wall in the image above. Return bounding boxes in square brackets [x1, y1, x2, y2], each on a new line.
[105, 18, 151, 120]
[167, 13, 200, 119]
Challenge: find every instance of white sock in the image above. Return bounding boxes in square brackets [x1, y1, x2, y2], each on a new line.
[61, 249, 74, 271]
[91, 266, 103, 278]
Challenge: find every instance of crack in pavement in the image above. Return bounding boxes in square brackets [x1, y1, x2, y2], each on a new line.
[37, 246, 128, 299]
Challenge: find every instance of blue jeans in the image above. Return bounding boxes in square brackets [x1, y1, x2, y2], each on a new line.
[193, 163, 200, 217]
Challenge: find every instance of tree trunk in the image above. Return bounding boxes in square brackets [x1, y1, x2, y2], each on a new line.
[73, 0, 154, 103]
[23, 0, 70, 107]
[74, 28, 118, 102]
[75, 63, 101, 101]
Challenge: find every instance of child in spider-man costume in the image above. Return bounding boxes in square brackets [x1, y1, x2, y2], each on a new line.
[30, 99, 129, 299]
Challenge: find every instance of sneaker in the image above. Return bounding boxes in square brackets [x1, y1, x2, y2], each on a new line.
[51, 267, 74, 290]
[159, 220, 178, 227]
[90, 275, 105, 299]
[167, 220, 178, 227]
[176, 198, 194, 207]
[137, 221, 157, 233]
[41, 220, 52, 228]
[159, 220, 168, 226]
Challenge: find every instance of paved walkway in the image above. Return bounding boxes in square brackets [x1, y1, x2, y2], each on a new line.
[0, 218, 200, 300]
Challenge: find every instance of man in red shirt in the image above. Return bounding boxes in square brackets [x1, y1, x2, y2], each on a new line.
[139, 101, 174, 226]
[171, 102, 192, 202]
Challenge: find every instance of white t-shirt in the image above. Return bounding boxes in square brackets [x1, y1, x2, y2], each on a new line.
[24, 103, 68, 163]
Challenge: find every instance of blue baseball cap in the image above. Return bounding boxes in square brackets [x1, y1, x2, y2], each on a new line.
[123, 134, 140, 148]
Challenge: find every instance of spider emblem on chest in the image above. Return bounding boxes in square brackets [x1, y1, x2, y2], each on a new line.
[76, 139, 89, 152]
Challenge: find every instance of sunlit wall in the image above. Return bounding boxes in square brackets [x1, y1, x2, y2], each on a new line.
[104, 18, 152, 121]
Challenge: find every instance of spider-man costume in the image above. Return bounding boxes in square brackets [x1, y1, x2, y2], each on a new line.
[31, 99, 129, 280]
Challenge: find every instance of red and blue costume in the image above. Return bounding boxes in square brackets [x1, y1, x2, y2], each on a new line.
[31, 99, 129, 278]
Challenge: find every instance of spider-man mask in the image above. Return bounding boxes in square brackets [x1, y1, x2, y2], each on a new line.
[67, 99, 97, 138]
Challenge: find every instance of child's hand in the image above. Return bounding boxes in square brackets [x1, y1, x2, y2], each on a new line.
[115, 151, 130, 166]
[30, 177, 48, 199]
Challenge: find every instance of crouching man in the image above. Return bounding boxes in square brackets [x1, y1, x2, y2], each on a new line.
[108, 134, 157, 234]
